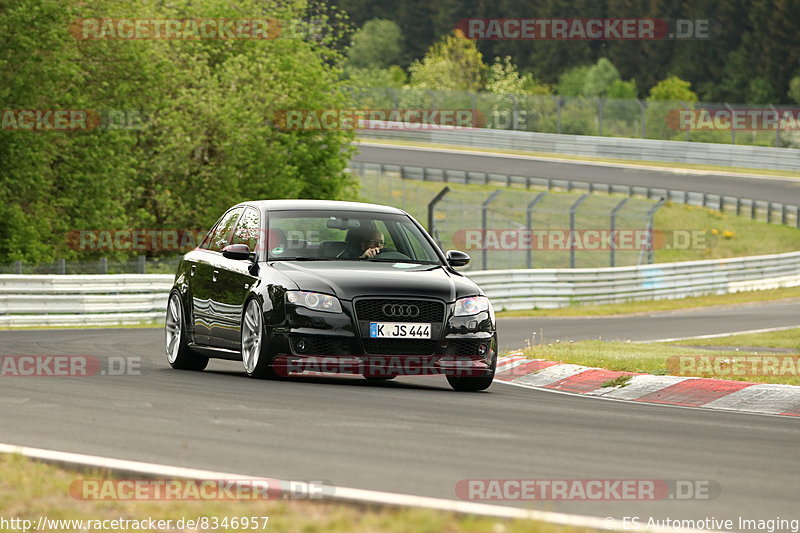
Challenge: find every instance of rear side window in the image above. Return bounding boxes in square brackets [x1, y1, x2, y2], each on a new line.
[200, 207, 244, 252]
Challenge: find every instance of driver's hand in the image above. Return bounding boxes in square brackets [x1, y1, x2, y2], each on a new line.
[359, 247, 380, 259]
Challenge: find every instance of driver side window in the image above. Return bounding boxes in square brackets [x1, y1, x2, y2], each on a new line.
[201, 208, 243, 252]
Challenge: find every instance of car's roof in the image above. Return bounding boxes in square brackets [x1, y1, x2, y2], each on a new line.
[240, 199, 408, 215]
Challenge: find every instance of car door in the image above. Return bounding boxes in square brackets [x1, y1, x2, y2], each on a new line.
[207, 206, 261, 350]
[192, 207, 243, 345]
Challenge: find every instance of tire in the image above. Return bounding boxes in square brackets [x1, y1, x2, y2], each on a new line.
[446, 353, 496, 392]
[240, 298, 279, 379]
[165, 292, 209, 371]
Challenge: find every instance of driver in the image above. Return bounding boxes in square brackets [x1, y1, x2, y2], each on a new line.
[357, 229, 385, 259]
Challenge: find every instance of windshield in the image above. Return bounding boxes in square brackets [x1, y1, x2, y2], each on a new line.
[267, 210, 442, 264]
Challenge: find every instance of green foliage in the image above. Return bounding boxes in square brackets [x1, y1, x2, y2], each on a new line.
[408, 31, 486, 92]
[485, 56, 551, 96]
[344, 66, 406, 89]
[0, 0, 357, 262]
[607, 79, 638, 100]
[557, 65, 592, 97]
[788, 75, 800, 104]
[582, 58, 621, 98]
[345, 18, 403, 69]
[648, 76, 699, 103]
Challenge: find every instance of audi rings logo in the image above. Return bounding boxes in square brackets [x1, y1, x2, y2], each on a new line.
[382, 304, 420, 317]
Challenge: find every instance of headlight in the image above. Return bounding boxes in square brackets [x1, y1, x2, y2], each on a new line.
[454, 295, 491, 316]
[286, 291, 342, 313]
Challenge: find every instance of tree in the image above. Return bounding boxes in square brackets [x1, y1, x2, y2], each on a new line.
[345, 18, 403, 69]
[408, 30, 486, 92]
[582, 58, 622, 98]
[648, 76, 699, 102]
[0, 0, 358, 262]
[787, 75, 800, 104]
[485, 56, 550, 95]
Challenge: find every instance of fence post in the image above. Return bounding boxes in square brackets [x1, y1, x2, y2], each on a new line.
[511, 94, 519, 130]
[609, 197, 629, 268]
[736, 197, 742, 216]
[645, 198, 666, 264]
[751, 199, 757, 219]
[14, 260, 22, 274]
[100, 257, 107, 274]
[767, 202, 773, 224]
[725, 103, 735, 144]
[569, 194, 590, 268]
[526, 192, 547, 269]
[481, 190, 503, 270]
[427, 186, 451, 248]
[137, 255, 146, 274]
[554, 95, 562, 134]
[57, 258, 66, 275]
[638, 99, 647, 138]
[597, 98, 604, 136]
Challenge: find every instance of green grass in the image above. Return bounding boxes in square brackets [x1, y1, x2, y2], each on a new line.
[669, 327, 800, 350]
[0, 454, 595, 533]
[357, 138, 800, 178]
[522, 332, 800, 386]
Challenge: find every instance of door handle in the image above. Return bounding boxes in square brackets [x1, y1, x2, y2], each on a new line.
[212, 270, 219, 282]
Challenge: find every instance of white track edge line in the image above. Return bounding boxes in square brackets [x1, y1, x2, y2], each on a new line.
[0, 442, 716, 533]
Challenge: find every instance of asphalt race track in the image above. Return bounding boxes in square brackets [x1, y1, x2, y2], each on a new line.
[498, 300, 800, 351]
[1, 313, 798, 525]
[354, 143, 800, 205]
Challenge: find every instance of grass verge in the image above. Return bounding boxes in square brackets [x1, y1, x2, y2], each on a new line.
[521, 329, 800, 386]
[0, 454, 597, 533]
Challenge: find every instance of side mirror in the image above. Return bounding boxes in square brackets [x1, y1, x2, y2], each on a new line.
[222, 243, 251, 260]
[446, 250, 470, 267]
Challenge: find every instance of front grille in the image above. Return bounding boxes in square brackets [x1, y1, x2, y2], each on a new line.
[292, 336, 354, 356]
[362, 339, 439, 356]
[446, 339, 484, 356]
[355, 299, 445, 323]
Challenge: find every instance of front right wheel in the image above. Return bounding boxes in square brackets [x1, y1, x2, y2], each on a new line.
[241, 298, 278, 379]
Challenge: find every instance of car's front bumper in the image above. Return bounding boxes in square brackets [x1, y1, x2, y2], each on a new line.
[265, 299, 497, 377]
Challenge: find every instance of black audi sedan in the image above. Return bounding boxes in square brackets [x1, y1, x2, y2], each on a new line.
[165, 200, 497, 391]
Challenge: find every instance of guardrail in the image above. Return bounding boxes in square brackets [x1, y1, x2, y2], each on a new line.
[359, 127, 800, 172]
[467, 251, 800, 310]
[3, 251, 800, 325]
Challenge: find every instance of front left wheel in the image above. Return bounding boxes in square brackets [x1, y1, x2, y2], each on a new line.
[165, 292, 209, 371]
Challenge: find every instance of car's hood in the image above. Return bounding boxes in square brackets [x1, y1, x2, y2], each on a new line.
[269, 261, 480, 302]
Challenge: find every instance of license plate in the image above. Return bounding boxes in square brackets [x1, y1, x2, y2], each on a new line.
[369, 322, 431, 339]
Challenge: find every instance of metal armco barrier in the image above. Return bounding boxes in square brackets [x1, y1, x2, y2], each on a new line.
[3, 251, 800, 325]
[359, 127, 800, 171]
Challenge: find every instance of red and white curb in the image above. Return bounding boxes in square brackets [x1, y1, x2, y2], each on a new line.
[495, 353, 800, 417]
